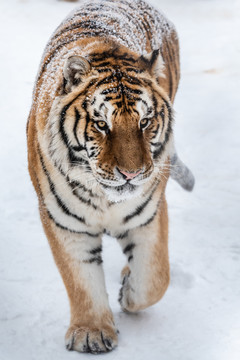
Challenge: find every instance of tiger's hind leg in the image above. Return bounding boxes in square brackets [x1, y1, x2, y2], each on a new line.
[117, 196, 170, 312]
[40, 207, 118, 353]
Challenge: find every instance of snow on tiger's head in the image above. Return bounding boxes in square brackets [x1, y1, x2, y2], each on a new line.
[47, 45, 174, 200]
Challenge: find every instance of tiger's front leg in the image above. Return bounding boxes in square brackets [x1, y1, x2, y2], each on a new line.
[41, 208, 118, 354]
[118, 196, 170, 312]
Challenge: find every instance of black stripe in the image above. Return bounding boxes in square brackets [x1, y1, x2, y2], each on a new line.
[161, 98, 173, 146]
[89, 52, 116, 64]
[88, 150, 98, 159]
[127, 101, 135, 107]
[121, 61, 139, 68]
[151, 141, 162, 147]
[93, 110, 101, 117]
[91, 97, 96, 106]
[59, 83, 97, 152]
[94, 61, 112, 68]
[73, 107, 86, 152]
[96, 68, 113, 74]
[114, 101, 124, 108]
[149, 49, 160, 66]
[123, 184, 158, 224]
[47, 209, 100, 237]
[91, 52, 136, 65]
[123, 243, 136, 254]
[118, 285, 124, 303]
[84, 111, 91, 143]
[140, 208, 158, 227]
[131, 108, 139, 115]
[38, 148, 86, 225]
[69, 179, 99, 199]
[159, 105, 165, 132]
[123, 194, 152, 224]
[96, 74, 116, 87]
[152, 94, 158, 116]
[116, 230, 129, 239]
[125, 87, 143, 95]
[124, 68, 142, 75]
[101, 87, 118, 95]
[71, 188, 99, 211]
[84, 256, 103, 265]
[124, 76, 143, 86]
[89, 246, 102, 255]
[105, 93, 122, 101]
[128, 255, 133, 262]
[60, 104, 71, 148]
[151, 96, 173, 160]
[140, 196, 162, 227]
[142, 78, 153, 88]
[33, 152, 101, 237]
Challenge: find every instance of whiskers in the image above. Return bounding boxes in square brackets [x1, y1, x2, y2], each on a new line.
[155, 156, 195, 191]
[155, 161, 186, 175]
[50, 160, 98, 194]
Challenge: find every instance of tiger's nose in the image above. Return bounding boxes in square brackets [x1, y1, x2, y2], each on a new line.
[118, 168, 142, 180]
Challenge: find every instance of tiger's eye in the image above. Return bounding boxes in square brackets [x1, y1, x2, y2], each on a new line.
[140, 118, 150, 129]
[97, 121, 106, 128]
[96, 121, 109, 132]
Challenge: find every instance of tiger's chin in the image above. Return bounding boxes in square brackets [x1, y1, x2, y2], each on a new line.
[102, 183, 143, 203]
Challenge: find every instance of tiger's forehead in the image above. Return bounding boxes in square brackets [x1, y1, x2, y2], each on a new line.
[88, 85, 153, 128]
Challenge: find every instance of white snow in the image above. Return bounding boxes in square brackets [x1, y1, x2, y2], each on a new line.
[0, 0, 240, 359]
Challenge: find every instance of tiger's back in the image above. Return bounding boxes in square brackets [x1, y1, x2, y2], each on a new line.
[30, 0, 179, 121]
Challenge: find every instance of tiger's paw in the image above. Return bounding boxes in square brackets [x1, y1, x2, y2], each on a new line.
[65, 324, 118, 353]
[119, 274, 138, 313]
[119, 273, 150, 313]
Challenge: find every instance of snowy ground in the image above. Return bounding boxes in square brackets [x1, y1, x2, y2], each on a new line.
[0, 0, 240, 359]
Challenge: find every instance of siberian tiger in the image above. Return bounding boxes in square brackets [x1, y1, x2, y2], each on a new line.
[27, 0, 194, 354]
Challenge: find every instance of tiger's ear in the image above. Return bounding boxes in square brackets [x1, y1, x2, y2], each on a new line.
[63, 56, 91, 92]
[140, 49, 165, 78]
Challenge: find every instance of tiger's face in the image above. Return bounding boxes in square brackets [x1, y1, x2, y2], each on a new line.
[85, 89, 155, 199]
[49, 48, 173, 201]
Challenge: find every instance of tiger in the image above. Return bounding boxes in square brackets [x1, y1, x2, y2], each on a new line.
[27, 0, 194, 354]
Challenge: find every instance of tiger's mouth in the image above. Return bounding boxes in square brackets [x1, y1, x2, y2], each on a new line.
[96, 177, 144, 202]
[101, 182, 141, 202]
[92, 166, 154, 201]
[102, 182, 137, 193]
[92, 166, 155, 201]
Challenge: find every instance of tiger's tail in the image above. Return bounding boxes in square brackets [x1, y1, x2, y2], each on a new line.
[170, 153, 195, 192]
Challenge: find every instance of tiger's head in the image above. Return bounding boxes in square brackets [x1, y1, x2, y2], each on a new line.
[48, 45, 174, 201]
